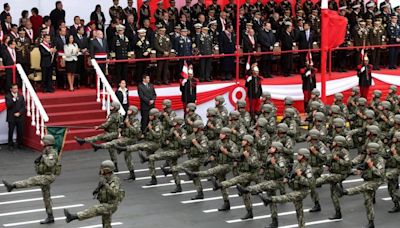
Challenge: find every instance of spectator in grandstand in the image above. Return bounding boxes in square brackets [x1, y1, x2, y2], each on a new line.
[64, 35, 79, 91]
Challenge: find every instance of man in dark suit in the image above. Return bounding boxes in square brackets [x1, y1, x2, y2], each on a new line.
[243, 28, 258, 66]
[258, 22, 275, 78]
[180, 67, 197, 114]
[69, 16, 81, 36]
[2, 40, 17, 91]
[1, 15, 12, 34]
[5, 84, 26, 150]
[280, 22, 294, 76]
[0, 3, 10, 22]
[298, 22, 314, 69]
[40, 34, 56, 93]
[219, 24, 236, 80]
[90, 30, 108, 73]
[52, 27, 68, 89]
[138, 74, 157, 131]
[74, 26, 89, 86]
[49, 1, 65, 31]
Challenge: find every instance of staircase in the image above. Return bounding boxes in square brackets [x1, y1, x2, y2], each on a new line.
[24, 88, 106, 151]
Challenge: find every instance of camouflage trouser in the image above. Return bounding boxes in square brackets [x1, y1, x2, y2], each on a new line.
[14, 174, 56, 215]
[77, 203, 118, 228]
[171, 157, 204, 192]
[101, 138, 134, 163]
[220, 172, 258, 210]
[346, 181, 382, 221]
[124, 141, 160, 172]
[352, 153, 367, 166]
[207, 140, 218, 171]
[247, 180, 284, 220]
[316, 173, 346, 211]
[310, 166, 323, 203]
[270, 190, 308, 228]
[197, 164, 232, 201]
[386, 168, 400, 203]
[86, 132, 119, 163]
[148, 149, 181, 177]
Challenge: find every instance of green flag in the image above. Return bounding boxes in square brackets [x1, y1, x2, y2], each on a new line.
[46, 127, 68, 153]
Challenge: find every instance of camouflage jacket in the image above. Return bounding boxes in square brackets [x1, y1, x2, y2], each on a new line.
[288, 161, 312, 191]
[326, 147, 351, 176]
[97, 174, 123, 205]
[145, 119, 163, 142]
[308, 141, 328, 168]
[263, 153, 287, 181]
[361, 154, 385, 182]
[205, 117, 223, 141]
[236, 145, 261, 173]
[213, 138, 239, 165]
[35, 146, 58, 175]
[99, 111, 121, 133]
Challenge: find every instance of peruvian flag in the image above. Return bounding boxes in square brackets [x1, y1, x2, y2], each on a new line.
[181, 60, 189, 79]
[320, 4, 347, 50]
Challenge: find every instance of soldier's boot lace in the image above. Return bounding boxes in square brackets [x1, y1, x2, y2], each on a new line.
[124, 171, 136, 181]
[388, 202, 400, 213]
[138, 152, 149, 164]
[241, 209, 253, 220]
[146, 176, 157, 186]
[91, 143, 102, 152]
[2, 180, 15, 192]
[64, 209, 78, 223]
[74, 137, 86, 146]
[161, 166, 171, 176]
[191, 191, 204, 200]
[218, 200, 230, 211]
[365, 220, 374, 228]
[171, 184, 182, 193]
[309, 201, 321, 212]
[236, 184, 249, 195]
[329, 210, 342, 220]
[113, 163, 119, 173]
[258, 193, 272, 206]
[40, 214, 54, 224]
[267, 217, 278, 228]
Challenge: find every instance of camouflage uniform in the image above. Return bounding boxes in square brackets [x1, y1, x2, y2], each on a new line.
[369, 90, 382, 114]
[227, 111, 247, 145]
[343, 143, 385, 228]
[307, 129, 328, 212]
[217, 135, 260, 219]
[64, 161, 124, 228]
[260, 91, 277, 116]
[284, 97, 301, 125]
[352, 125, 384, 165]
[348, 98, 369, 147]
[386, 85, 399, 112]
[215, 96, 229, 125]
[376, 101, 395, 144]
[272, 123, 295, 167]
[3, 135, 59, 224]
[160, 99, 177, 144]
[388, 115, 400, 143]
[327, 105, 347, 138]
[169, 120, 208, 199]
[205, 107, 223, 155]
[347, 87, 361, 124]
[184, 103, 202, 134]
[316, 136, 351, 219]
[281, 108, 300, 141]
[254, 118, 271, 158]
[326, 118, 353, 149]
[310, 112, 328, 142]
[386, 132, 400, 213]
[306, 89, 324, 113]
[240, 142, 287, 227]
[237, 100, 252, 130]
[259, 104, 277, 135]
[259, 148, 313, 228]
[333, 92, 349, 119]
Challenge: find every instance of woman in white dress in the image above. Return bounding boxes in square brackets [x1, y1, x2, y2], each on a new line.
[64, 35, 79, 91]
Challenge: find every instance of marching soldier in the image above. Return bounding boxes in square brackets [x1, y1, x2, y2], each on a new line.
[227, 111, 247, 146]
[213, 135, 260, 220]
[215, 96, 229, 125]
[237, 100, 252, 130]
[386, 85, 399, 112]
[3, 135, 60, 224]
[386, 132, 400, 213]
[115, 108, 163, 183]
[284, 97, 301, 124]
[333, 92, 349, 119]
[260, 91, 277, 116]
[205, 107, 223, 159]
[91, 105, 141, 173]
[184, 103, 202, 134]
[154, 26, 172, 85]
[316, 135, 351, 220]
[112, 25, 130, 84]
[259, 104, 276, 135]
[341, 143, 385, 228]
[272, 123, 295, 167]
[352, 125, 384, 165]
[369, 21, 384, 70]
[163, 120, 208, 200]
[370, 90, 382, 113]
[259, 148, 313, 228]
[253, 118, 271, 156]
[109, 0, 125, 21]
[347, 87, 361, 119]
[139, 116, 187, 192]
[64, 160, 124, 227]
[75, 102, 121, 167]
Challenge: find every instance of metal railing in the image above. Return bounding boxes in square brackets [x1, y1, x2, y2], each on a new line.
[91, 59, 126, 116]
[16, 64, 49, 139]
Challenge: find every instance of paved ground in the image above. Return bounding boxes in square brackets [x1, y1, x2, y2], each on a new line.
[0, 143, 399, 228]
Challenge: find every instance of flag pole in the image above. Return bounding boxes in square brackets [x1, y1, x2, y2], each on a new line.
[320, 0, 328, 103]
[235, 0, 240, 84]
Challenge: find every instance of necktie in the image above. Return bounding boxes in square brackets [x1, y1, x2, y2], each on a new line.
[99, 39, 103, 47]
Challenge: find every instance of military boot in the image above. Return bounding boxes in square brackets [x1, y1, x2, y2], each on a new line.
[2, 180, 15, 192]
[211, 177, 222, 191]
[309, 201, 321, 212]
[115, 145, 127, 154]
[171, 184, 182, 193]
[236, 184, 250, 195]
[64, 209, 78, 223]
[191, 191, 204, 200]
[40, 213, 54, 224]
[138, 152, 149, 164]
[91, 143, 102, 152]
[259, 193, 272, 206]
[218, 200, 231, 211]
[161, 166, 171, 176]
[147, 176, 157, 186]
[267, 217, 278, 228]
[388, 202, 400, 213]
[124, 171, 136, 181]
[113, 163, 119, 173]
[329, 209, 342, 220]
[74, 137, 86, 145]
[241, 209, 253, 220]
[365, 220, 374, 228]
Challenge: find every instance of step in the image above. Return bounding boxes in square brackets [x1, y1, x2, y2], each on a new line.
[47, 118, 106, 128]
[65, 128, 104, 141]
[40, 95, 97, 105]
[44, 102, 102, 113]
[47, 110, 106, 122]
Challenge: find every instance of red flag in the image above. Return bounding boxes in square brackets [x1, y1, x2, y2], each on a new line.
[321, 9, 347, 50]
[181, 60, 189, 79]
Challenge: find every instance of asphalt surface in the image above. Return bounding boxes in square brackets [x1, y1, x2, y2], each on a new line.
[0, 143, 399, 228]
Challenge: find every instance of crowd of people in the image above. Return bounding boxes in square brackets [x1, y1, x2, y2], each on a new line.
[0, 0, 400, 93]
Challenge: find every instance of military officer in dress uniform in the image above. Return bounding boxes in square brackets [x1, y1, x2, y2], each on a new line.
[154, 26, 172, 85]
[197, 26, 213, 82]
[140, 0, 151, 26]
[176, 28, 193, 77]
[109, 0, 125, 21]
[134, 28, 152, 83]
[387, 14, 400, 69]
[369, 21, 384, 70]
[112, 25, 130, 84]
[16, 28, 31, 74]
